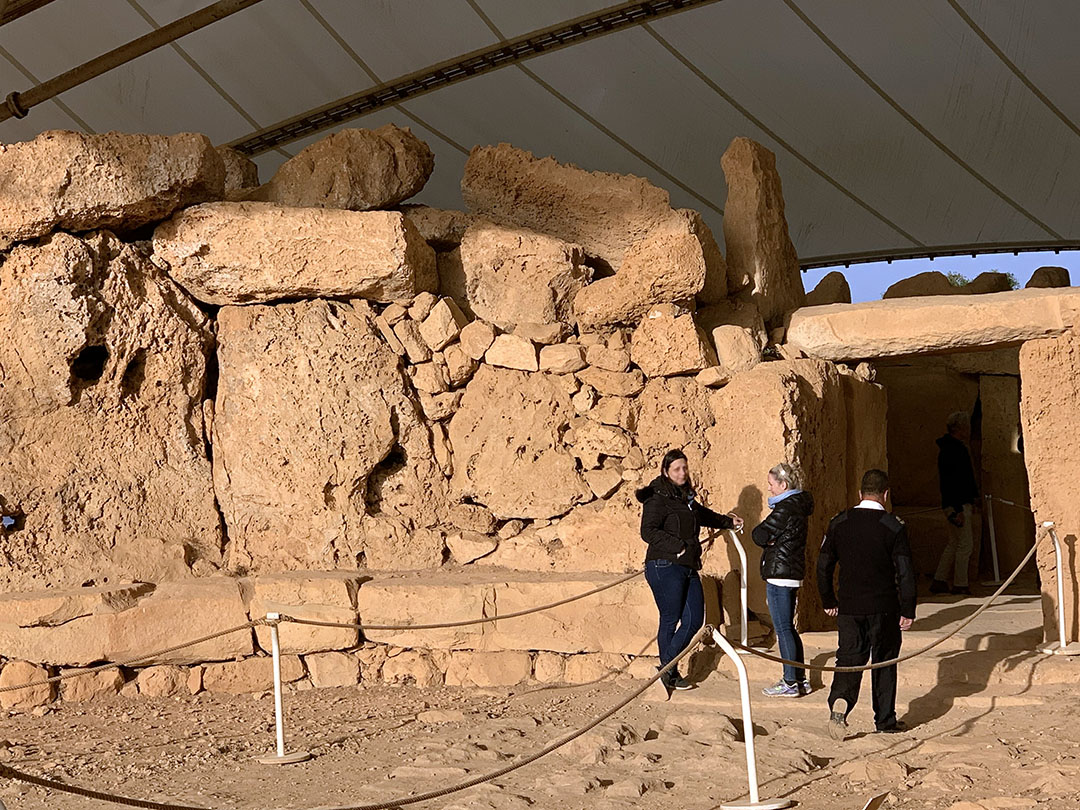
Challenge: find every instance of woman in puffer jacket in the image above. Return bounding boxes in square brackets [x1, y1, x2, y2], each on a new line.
[752, 462, 815, 698]
[636, 449, 743, 691]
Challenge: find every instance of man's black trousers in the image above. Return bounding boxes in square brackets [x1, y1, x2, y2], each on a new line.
[828, 612, 902, 730]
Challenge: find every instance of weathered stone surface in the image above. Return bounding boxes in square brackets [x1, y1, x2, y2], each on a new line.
[576, 367, 645, 398]
[514, 321, 568, 345]
[380, 650, 442, 687]
[60, 667, 124, 702]
[449, 365, 588, 520]
[217, 146, 259, 198]
[533, 652, 565, 683]
[445, 651, 532, 687]
[787, 288, 1080, 360]
[418, 391, 463, 423]
[484, 334, 538, 372]
[966, 272, 1015, 294]
[634, 377, 715, 468]
[304, 651, 359, 688]
[409, 291, 438, 321]
[357, 571, 654, 654]
[0, 130, 225, 242]
[567, 420, 632, 468]
[805, 270, 851, 307]
[419, 297, 469, 351]
[245, 572, 360, 655]
[410, 362, 449, 395]
[393, 317, 433, 363]
[447, 531, 498, 564]
[459, 320, 496, 360]
[696, 299, 769, 350]
[1019, 330, 1080, 642]
[573, 214, 707, 329]
[136, 666, 187, 698]
[585, 344, 631, 373]
[400, 205, 476, 248]
[540, 344, 587, 374]
[153, 202, 435, 305]
[214, 300, 447, 572]
[589, 397, 637, 432]
[711, 325, 761, 373]
[721, 137, 804, 327]
[1027, 266, 1070, 288]
[0, 232, 220, 590]
[584, 468, 623, 499]
[563, 653, 625, 684]
[459, 222, 589, 330]
[253, 125, 433, 210]
[202, 655, 303, 694]
[0, 661, 54, 709]
[683, 209, 728, 305]
[696, 366, 732, 388]
[447, 503, 497, 534]
[883, 271, 961, 299]
[462, 143, 674, 270]
[630, 305, 716, 378]
[444, 344, 480, 387]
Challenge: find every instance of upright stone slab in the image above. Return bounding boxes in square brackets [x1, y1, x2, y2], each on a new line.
[153, 202, 436, 305]
[0, 232, 221, 591]
[805, 270, 852, 307]
[253, 124, 433, 210]
[0, 130, 225, 242]
[720, 137, 804, 328]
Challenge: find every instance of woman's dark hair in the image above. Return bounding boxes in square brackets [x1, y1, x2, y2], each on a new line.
[661, 448, 693, 492]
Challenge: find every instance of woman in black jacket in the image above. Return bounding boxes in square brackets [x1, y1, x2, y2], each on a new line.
[636, 449, 743, 690]
[752, 462, 814, 697]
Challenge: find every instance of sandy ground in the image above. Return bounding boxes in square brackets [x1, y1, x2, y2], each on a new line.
[1, 584, 1077, 810]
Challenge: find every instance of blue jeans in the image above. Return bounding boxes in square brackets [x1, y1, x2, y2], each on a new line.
[644, 560, 704, 667]
[766, 583, 805, 683]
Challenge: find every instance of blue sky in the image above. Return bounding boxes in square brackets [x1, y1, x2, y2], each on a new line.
[802, 250, 1079, 303]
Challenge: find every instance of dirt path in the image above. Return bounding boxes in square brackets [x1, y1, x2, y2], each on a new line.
[0, 663, 1077, 810]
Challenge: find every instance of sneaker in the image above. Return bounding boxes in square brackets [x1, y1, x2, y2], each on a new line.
[875, 720, 908, 734]
[762, 680, 801, 697]
[828, 698, 849, 740]
[671, 674, 695, 691]
[929, 579, 950, 594]
[798, 679, 812, 696]
[951, 586, 972, 596]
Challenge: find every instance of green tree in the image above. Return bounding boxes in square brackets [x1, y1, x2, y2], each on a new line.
[945, 271, 970, 287]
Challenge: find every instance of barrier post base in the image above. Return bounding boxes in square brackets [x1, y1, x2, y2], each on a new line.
[1039, 641, 1080, 656]
[720, 799, 793, 809]
[257, 751, 311, 765]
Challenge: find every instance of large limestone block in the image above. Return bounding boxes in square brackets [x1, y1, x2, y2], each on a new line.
[252, 125, 433, 210]
[573, 213, 708, 329]
[1019, 330, 1080, 642]
[214, 299, 448, 572]
[462, 143, 674, 270]
[684, 209, 728, 305]
[153, 202, 435, 305]
[400, 205, 477, 249]
[0, 580, 253, 667]
[0, 232, 220, 590]
[357, 576, 496, 650]
[136, 666, 187, 697]
[448, 365, 589, 519]
[805, 271, 851, 307]
[711, 325, 761, 373]
[444, 651, 532, 687]
[202, 655, 303, 694]
[1027, 266, 1070, 288]
[458, 221, 589, 329]
[0, 661, 54, 710]
[484, 334, 539, 371]
[787, 288, 1080, 361]
[696, 299, 769, 350]
[634, 377, 715, 468]
[216, 146, 259, 198]
[0, 130, 224, 242]
[721, 137, 804, 327]
[245, 572, 361, 655]
[882, 271, 960, 299]
[60, 668, 125, 702]
[630, 305, 717, 378]
[576, 367, 645, 398]
[304, 651, 360, 688]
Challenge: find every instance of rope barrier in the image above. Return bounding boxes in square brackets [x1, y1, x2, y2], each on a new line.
[0, 619, 265, 694]
[727, 538, 1039, 672]
[0, 626, 711, 810]
[279, 570, 643, 632]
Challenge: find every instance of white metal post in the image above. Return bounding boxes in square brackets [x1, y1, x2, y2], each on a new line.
[727, 529, 750, 652]
[257, 613, 312, 764]
[1038, 524, 1080, 656]
[983, 494, 1002, 584]
[711, 627, 792, 810]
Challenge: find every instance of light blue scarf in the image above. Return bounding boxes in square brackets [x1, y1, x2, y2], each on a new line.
[767, 488, 802, 509]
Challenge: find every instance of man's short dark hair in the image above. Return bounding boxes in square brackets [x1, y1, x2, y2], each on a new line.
[861, 469, 889, 495]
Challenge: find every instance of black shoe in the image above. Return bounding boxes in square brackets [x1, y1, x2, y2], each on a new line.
[671, 675, 694, 691]
[875, 720, 908, 734]
[951, 586, 971, 596]
[929, 579, 949, 594]
[828, 698, 848, 741]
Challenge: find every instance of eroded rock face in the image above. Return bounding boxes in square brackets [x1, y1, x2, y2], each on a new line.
[459, 221, 589, 330]
[0, 232, 220, 590]
[462, 143, 674, 271]
[720, 137, 804, 327]
[630, 305, 717, 378]
[1027, 266, 1070, 289]
[153, 202, 436, 305]
[252, 125, 433, 210]
[0, 130, 224, 242]
[448, 365, 589, 520]
[213, 299, 447, 572]
[216, 146, 259, 198]
[805, 270, 851, 307]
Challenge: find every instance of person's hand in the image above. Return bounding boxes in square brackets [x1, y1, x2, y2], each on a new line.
[728, 512, 744, 531]
[824, 607, 838, 617]
[899, 616, 913, 631]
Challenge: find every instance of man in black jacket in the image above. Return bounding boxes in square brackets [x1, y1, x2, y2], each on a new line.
[818, 469, 917, 739]
[931, 411, 978, 595]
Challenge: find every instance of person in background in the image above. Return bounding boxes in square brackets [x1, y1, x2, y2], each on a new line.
[637, 449, 743, 691]
[752, 462, 814, 697]
[818, 469, 916, 739]
[931, 411, 978, 596]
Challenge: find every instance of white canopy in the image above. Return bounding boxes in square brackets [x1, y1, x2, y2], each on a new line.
[2, 0, 1078, 267]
